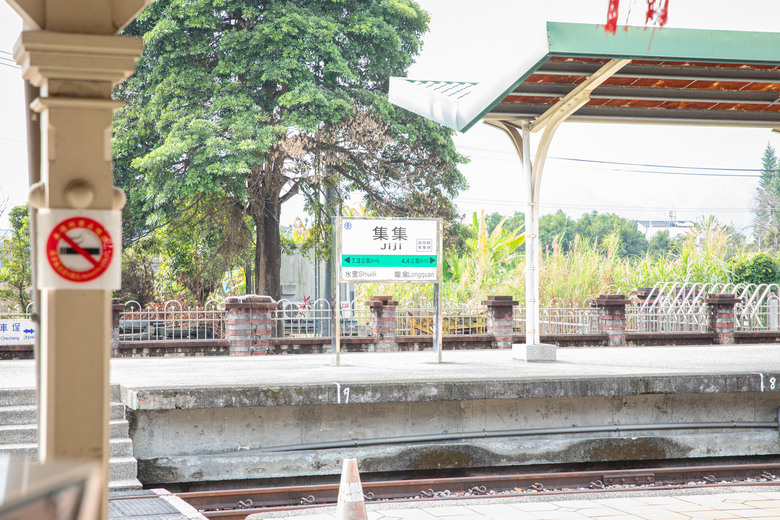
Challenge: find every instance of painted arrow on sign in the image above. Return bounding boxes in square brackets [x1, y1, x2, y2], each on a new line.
[341, 255, 436, 267]
[24, 329, 34, 334]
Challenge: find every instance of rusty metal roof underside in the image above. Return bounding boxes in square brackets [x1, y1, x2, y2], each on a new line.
[495, 56, 780, 126]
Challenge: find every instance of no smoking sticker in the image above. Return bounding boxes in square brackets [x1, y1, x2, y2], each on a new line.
[46, 217, 113, 282]
[37, 209, 121, 289]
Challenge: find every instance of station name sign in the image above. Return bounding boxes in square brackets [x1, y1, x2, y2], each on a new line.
[340, 218, 439, 282]
[0, 319, 35, 345]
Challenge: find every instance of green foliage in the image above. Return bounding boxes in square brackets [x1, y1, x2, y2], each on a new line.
[0, 205, 32, 310]
[753, 143, 780, 252]
[115, 241, 157, 307]
[647, 230, 675, 258]
[539, 210, 575, 254]
[114, 0, 466, 298]
[570, 212, 648, 258]
[731, 253, 780, 286]
[151, 200, 251, 304]
[338, 212, 761, 307]
[436, 211, 749, 306]
[482, 210, 648, 258]
[444, 211, 524, 303]
[535, 235, 622, 305]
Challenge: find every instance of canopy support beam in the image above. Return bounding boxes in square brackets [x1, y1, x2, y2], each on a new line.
[485, 59, 630, 360]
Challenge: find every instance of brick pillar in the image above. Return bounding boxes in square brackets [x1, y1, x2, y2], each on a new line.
[111, 298, 123, 357]
[706, 293, 739, 345]
[483, 295, 519, 349]
[224, 295, 276, 355]
[367, 296, 398, 352]
[594, 294, 628, 346]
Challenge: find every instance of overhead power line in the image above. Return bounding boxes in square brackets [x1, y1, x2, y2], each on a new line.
[454, 197, 754, 214]
[456, 144, 772, 177]
[0, 135, 27, 145]
[550, 155, 765, 173]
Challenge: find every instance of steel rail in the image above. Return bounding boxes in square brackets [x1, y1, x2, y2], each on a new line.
[171, 461, 780, 520]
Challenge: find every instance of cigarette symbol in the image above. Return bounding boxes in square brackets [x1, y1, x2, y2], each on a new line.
[60, 247, 101, 255]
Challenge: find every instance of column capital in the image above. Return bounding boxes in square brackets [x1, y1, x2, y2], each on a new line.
[482, 295, 519, 307]
[7, 0, 148, 33]
[14, 31, 143, 88]
[705, 293, 741, 306]
[594, 294, 628, 308]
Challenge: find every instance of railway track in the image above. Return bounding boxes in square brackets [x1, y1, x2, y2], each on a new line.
[132, 462, 780, 520]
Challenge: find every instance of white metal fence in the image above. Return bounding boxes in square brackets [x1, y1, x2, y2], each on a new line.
[734, 285, 780, 331]
[512, 299, 598, 335]
[627, 282, 780, 333]
[119, 300, 226, 341]
[395, 299, 487, 336]
[0, 303, 34, 321]
[272, 299, 369, 338]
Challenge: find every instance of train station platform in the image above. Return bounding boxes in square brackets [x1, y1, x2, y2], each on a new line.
[250, 488, 780, 520]
[0, 344, 778, 391]
[1, 345, 779, 488]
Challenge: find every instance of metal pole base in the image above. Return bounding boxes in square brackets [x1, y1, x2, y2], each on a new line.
[513, 343, 557, 362]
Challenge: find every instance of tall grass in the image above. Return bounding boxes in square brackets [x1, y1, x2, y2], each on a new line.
[354, 224, 739, 307]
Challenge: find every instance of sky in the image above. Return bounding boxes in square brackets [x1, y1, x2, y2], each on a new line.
[2, 0, 780, 235]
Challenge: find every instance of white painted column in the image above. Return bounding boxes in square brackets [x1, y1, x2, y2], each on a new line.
[9, 6, 146, 518]
[521, 122, 540, 346]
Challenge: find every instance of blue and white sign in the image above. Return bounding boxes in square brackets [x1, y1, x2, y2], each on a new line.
[340, 218, 440, 282]
[0, 319, 36, 345]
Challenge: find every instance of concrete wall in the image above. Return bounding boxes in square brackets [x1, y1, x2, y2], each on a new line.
[123, 377, 780, 487]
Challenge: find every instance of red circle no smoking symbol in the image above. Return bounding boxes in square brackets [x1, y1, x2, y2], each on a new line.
[46, 217, 114, 282]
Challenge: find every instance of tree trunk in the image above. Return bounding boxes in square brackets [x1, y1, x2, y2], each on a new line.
[252, 199, 282, 300]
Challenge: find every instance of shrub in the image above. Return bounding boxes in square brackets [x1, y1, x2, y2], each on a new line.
[731, 253, 779, 286]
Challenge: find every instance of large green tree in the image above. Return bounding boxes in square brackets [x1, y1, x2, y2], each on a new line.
[0, 205, 32, 310]
[753, 143, 780, 251]
[114, 0, 466, 299]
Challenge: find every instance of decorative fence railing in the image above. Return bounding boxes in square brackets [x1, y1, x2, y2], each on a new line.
[272, 299, 370, 338]
[106, 282, 780, 346]
[119, 300, 226, 341]
[627, 282, 780, 333]
[395, 299, 487, 336]
[735, 286, 780, 332]
[512, 299, 599, 336]
[0, 304, 34, 321]
[625, 305, 709, 333]
[270, 299, 488, 338]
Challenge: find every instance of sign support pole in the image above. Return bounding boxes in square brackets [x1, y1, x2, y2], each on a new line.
[333, 216, 342, 367]
[434, 219, 443, 362]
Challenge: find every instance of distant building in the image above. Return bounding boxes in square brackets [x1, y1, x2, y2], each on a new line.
[636, 211, 693, 238]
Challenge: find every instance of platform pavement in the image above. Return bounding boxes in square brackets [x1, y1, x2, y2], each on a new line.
[0, 344, 779, 390]
[249, 488, 780, 520]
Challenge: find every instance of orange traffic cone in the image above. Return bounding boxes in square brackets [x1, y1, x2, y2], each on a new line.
[335, 458, 368, 520]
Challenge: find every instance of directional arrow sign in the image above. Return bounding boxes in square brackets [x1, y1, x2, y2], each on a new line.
[342, 255, 436, 267]
[0, 319, 35, 345]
